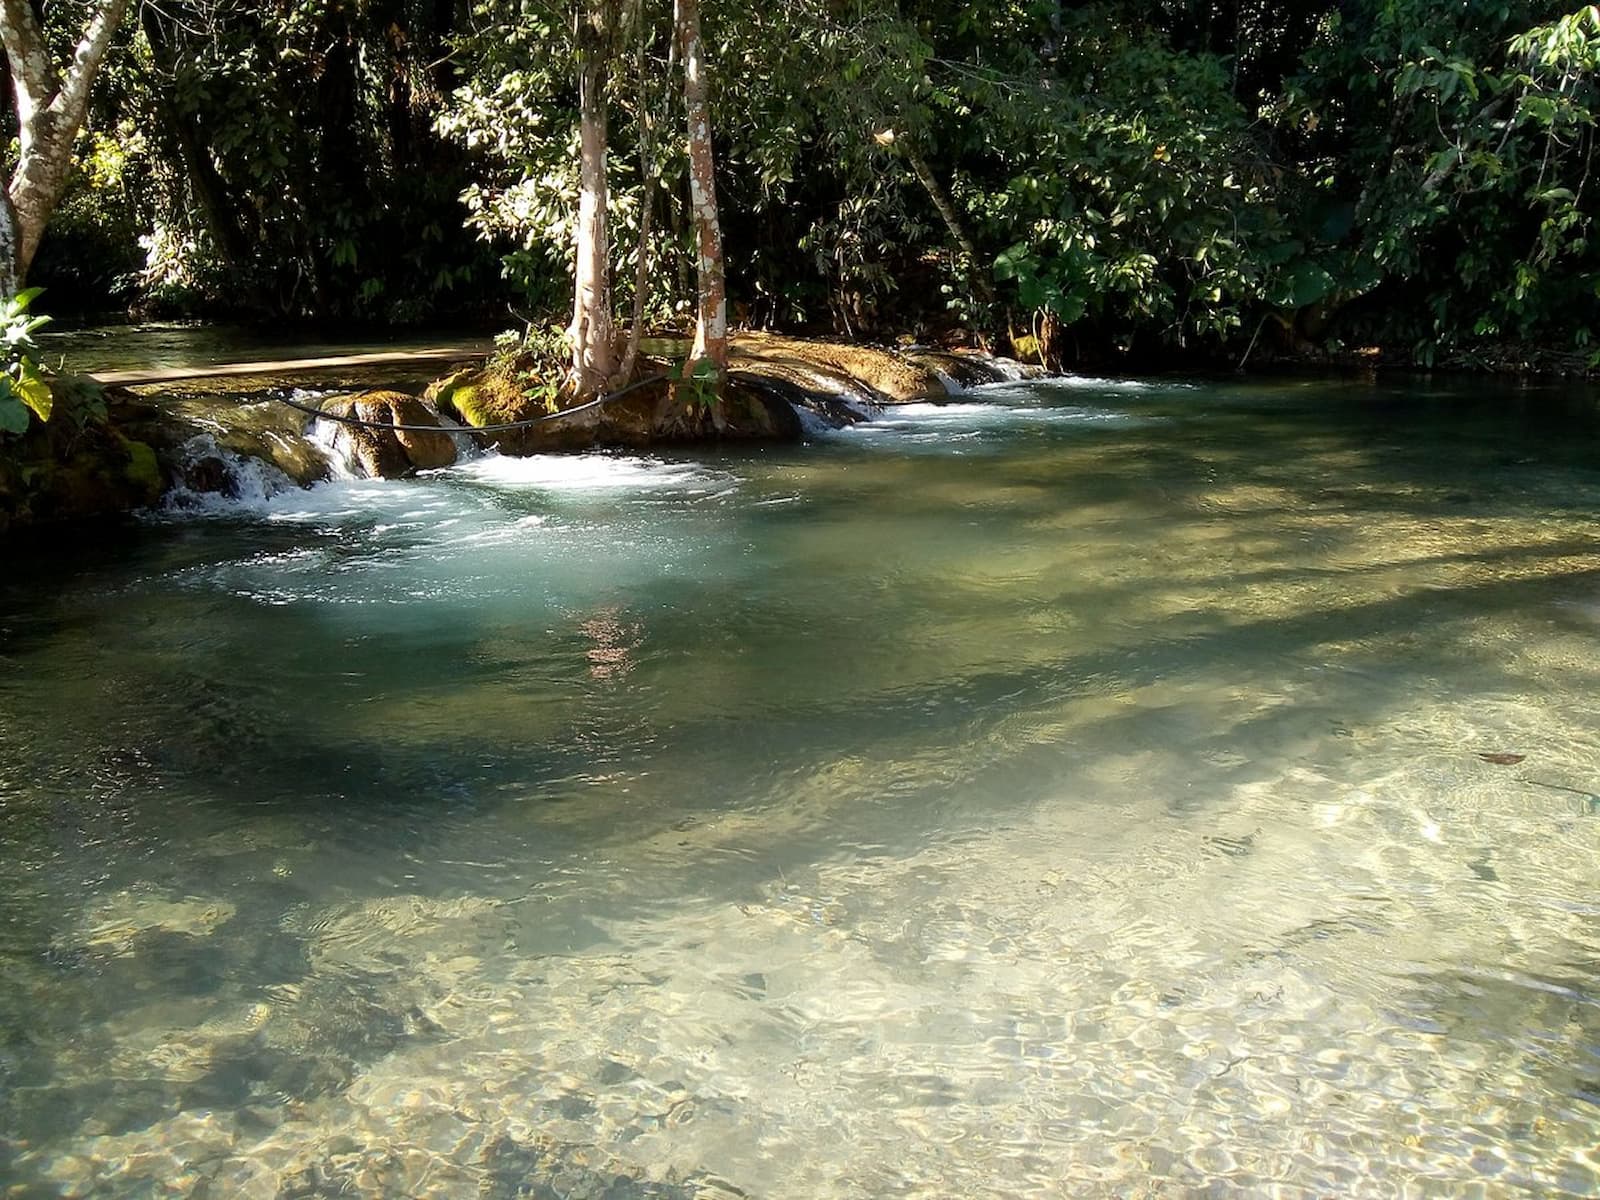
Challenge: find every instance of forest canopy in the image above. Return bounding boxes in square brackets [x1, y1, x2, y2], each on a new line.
[3, 0, 1599, 373]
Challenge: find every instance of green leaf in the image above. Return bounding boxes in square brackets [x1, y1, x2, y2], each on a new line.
[17, 372, 51, 422]
[0, 394, 29, 435]
[5, 287, 44, 316]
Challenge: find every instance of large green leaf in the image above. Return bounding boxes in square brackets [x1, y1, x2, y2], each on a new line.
[0, 394, 30, 435]
[1269, 262, 1338, 310]
[17, 371, 52, 422]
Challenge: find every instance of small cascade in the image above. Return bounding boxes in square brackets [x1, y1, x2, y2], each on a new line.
[162, 434, 305, 510]
[910, 349, 1049, 393]
[734, 364, 885, 436]
[310, 406, 480, 478]
[962, 353, 1047, 382]
[307, 416, 362, 481]
[436, 409, 483, 464]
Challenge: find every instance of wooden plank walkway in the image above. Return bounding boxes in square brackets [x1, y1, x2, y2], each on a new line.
[93, 341, 493, 387]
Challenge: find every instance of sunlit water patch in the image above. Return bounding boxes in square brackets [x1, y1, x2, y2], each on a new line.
[3, 375, 1600, 1197]
[830, 395, 1158, 453]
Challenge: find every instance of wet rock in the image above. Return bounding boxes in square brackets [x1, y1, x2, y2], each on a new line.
[903, 348, 1044, 389]
[731, 331, 946, 402]
[183, 454, 234, 496]
[432, 370, 799, 454]
[318, 390, 458, 477]
[732, 370, 878, 431]
[115, 387, 333, 488]
[621, 378, 802, 446]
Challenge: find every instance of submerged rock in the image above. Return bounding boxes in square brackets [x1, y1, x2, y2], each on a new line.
[61, 886, 237, 957]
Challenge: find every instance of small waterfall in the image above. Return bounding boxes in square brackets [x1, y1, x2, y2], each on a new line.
[906, 348, 1048, 393]
[307, 416, 362, 480]
[735, 364, 885, 434]
[437, 410, 483, 464]
[970, 354, 1047, 382]
[792, 404, 840, 439]
[780, 365, 884, 430]
[162, 434, 303, 510]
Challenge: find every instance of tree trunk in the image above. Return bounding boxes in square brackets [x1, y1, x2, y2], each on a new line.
[0, 0, 131, 289]
[677, 0, 727, 410]
[0, 194, 19, 300]
[139, 5, 253, 272]
[902, 138, 994, 307]
[614, 0, 655, 388]
[568, 1, 618, 399]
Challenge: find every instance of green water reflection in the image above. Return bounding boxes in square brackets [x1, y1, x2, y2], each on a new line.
[2, 374, 1598, 1197]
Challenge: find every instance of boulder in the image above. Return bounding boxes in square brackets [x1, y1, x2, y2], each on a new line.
[430, 369, 590, 455]
[318, 391, 457, 477]
[731, 331, 949, 402]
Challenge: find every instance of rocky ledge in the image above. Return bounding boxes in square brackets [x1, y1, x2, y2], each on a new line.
[0, 337, 1041, 532]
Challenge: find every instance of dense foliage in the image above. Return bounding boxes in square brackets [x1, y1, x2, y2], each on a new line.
[8, 0, 1600, 369]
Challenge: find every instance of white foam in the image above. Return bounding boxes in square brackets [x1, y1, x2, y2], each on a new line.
[156, 435, 305, 514]
[307, 418, 361, 480]
[450, 452, 734, 493]
[1036, 374, 1197, 393]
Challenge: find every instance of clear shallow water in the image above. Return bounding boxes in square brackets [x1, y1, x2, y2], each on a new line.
[3, 375, 1600, 1196]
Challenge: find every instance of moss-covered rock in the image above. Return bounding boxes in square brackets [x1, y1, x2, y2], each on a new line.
[430, 365, 802, 454]
[117, 388, 332, 487]
[0, 378, 167, 536]
[427, 333, 946, 454]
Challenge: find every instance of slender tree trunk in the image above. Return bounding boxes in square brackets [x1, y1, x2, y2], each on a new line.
[615, 0, 654, 387]
[0, 0, 131, 290]
[140, 5, 253, 272]
[0, 194, 19, 300]
[568, 1, 618, 399]
[902, 138, 994, 306]
[615, 197, 652, 386]
[677, 0, 727, 408]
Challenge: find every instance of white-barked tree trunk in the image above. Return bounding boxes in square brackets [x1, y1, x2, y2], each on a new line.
[676, 0, 727, 400]
[0, 0, 131, 294]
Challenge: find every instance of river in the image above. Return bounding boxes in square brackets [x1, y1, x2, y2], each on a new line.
[2, 365, 1598, 1196]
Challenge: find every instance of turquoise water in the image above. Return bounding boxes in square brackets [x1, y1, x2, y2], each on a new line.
[3, 374, 1600, 1196]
